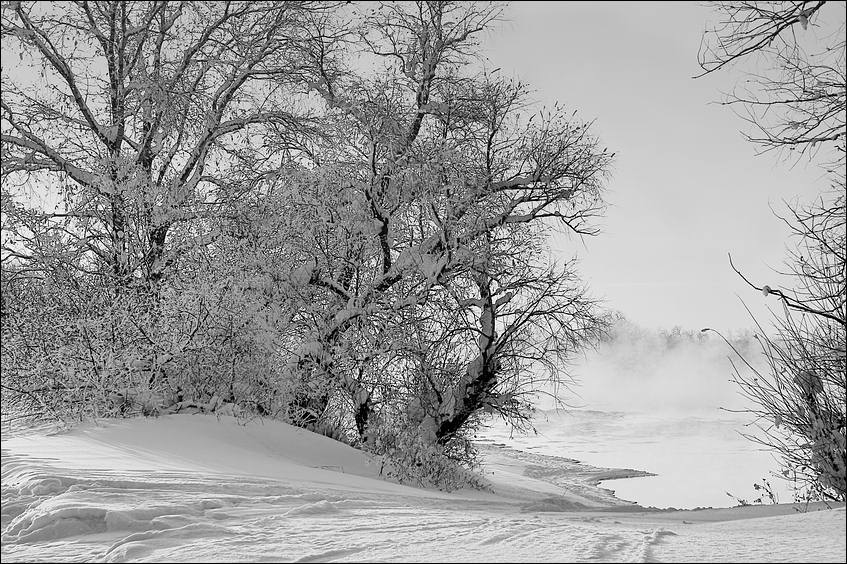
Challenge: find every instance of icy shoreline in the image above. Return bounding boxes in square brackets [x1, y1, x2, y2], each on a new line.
[475, 440, 656, 510]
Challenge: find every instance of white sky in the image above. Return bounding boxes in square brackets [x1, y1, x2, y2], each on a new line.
[480, 1, 833, 331]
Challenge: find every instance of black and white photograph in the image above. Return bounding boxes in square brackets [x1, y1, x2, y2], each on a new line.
[1, 1, 845, 562]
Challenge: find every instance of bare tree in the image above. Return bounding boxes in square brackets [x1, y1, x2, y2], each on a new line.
[718, 189, 846, 501]
[698, 1, 845, 167]
[699, 1, 846, 501]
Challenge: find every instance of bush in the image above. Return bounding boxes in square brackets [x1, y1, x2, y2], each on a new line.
[0, 259, 296, 425]
[365, 416, 490, 492]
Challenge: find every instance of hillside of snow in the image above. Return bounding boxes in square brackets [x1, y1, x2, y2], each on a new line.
[2, 414, 845, 562]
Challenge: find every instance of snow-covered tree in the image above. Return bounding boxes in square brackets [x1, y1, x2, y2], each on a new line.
[0, 1, 332, 421]
[255, 1, 612, 452]
[1, 1, 329, 291]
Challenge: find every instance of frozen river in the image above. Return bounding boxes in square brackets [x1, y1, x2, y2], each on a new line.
[479, 409, 792, 509]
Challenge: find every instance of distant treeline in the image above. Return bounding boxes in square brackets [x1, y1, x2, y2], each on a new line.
[599, 313, 759, 356]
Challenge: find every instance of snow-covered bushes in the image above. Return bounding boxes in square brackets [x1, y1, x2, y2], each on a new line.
[0, 223, 300, 424]
[1, 271, 159, 422]
[366, 414, 490, 492]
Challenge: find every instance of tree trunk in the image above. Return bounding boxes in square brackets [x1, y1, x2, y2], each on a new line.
[435, 272, 498, 444]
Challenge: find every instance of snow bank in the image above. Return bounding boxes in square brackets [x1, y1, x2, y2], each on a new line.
[648, 506, 847, 562]
[2, 414, 844, 562]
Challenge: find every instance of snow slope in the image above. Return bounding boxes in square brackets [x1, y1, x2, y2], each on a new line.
[2, 414, 844, 562]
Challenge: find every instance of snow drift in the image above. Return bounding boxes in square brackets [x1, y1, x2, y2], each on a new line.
[2, 414, 844, 562]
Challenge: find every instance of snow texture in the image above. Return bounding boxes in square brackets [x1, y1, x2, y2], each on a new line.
[2, 414, 844, 563]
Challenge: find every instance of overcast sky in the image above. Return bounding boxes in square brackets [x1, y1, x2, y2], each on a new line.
[480, 1, 831, 331]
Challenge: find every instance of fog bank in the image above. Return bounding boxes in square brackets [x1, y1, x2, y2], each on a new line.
[566, 318, 765, 415]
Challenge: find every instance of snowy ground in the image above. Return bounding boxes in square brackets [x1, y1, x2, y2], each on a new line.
[2, 414, 845, 562]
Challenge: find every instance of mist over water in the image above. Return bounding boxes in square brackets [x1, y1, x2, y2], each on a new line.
[569, 329, 758, 415]
[483, 322, 793, 509]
